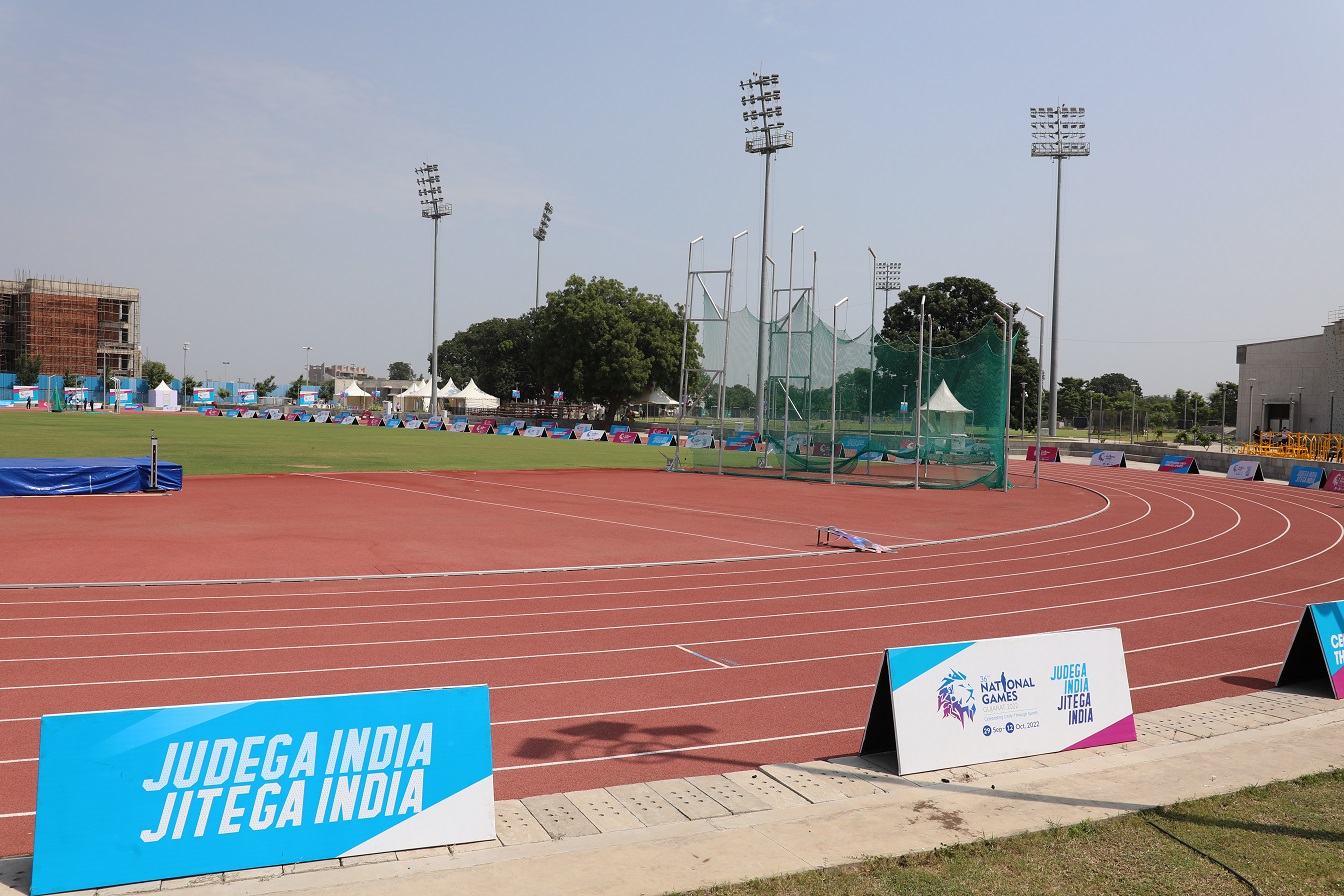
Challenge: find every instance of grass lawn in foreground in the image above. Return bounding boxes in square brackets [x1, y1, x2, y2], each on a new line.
[672, 769, 1344, 896]
[0, 411, 675, 476]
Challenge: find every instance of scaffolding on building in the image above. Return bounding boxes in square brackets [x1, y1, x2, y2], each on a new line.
[1, 272, 141, 383]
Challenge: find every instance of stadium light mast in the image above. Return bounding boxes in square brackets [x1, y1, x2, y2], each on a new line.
[868, 252, 900, 472]
[533, 201, 553, 309]
[1031, 103, 1089, 436]
[416, 162, 452, 416]
[181, 342, 189, 387]
[741, 72, 792, 435]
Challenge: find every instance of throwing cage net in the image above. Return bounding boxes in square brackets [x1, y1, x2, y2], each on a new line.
[673, 242, 1012, 489]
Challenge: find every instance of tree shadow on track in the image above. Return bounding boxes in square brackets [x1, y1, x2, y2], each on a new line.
[513, 720, 748, 768]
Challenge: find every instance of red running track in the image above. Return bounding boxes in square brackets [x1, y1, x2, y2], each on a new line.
[2, 464, 1341, 857]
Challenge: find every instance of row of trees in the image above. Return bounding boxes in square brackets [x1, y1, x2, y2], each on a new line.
[430, 275, 694, 427]
[1056, 376, 1239, 432]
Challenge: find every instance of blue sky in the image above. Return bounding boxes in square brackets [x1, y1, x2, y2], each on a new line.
[2, 1, 1340, 396]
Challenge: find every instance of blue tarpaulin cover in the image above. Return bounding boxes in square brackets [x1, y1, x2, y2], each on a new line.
[0, 457, 183, 497]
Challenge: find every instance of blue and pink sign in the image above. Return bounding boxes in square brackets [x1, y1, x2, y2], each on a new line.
[14, 385, 36, 401]
[860, 628, 1135, 774]
[297, 387, 318, 407]
[1278, 601, 1344, 699]
[237, 388, 258, 405]
[32, 686, 494, 895]
[1159, 455, 1198, 474]
[191, 387, 214, 404]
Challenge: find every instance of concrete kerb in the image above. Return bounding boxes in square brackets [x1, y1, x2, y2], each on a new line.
[3, 686, 1339, 896]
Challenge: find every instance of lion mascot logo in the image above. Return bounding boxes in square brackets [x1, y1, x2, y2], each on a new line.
[937, 669, 977, 726]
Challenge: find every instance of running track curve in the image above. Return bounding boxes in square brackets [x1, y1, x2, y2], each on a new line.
[2, 461, 1341, 857]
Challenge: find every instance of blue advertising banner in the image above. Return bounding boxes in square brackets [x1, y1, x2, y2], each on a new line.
[32, 687, 494, 895]
[297, 388, 318, 407]
[237, 388, 258, 405]
[646, 433, 674, 447]
[496, 425, 517, 436]
[1289, 466, 1325, 489]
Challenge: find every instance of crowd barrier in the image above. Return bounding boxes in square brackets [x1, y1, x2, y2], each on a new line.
[1238, 431, 1344, 462]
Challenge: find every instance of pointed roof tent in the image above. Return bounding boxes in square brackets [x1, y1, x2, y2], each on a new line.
[636, 386, 677, 405]
[452, 379, 499, 408]
[920, 380, 972, 414]
[152, 381, 176, 393]
[343, 382, 371, 397]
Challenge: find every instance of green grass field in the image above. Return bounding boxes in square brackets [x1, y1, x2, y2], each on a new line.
[674, 769, 1344, 896]
[0, 411, 677, 476]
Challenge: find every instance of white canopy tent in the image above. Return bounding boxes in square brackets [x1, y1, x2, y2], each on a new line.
[395, 379, 458, 414]
[920, 380, 973, 445]
[448, 379, 499, 411]
[150, 380, 178, 408]
[341, 381, 372, 409]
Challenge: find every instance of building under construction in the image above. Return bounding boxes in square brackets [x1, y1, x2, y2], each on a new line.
[0, 275, 142, 378]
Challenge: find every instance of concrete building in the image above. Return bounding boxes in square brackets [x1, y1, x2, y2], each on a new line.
[0, 276, 142, 378]
[1236, 308, 1344, 440]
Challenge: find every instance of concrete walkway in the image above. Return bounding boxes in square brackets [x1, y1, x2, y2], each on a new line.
[3, 685, 1340, 896]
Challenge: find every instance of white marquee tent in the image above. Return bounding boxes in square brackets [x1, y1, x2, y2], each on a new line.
[150, 381, 178, 408]
[448, 379, 499, 411]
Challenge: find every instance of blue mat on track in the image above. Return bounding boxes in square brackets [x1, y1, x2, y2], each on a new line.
[0, 457, 183, 497]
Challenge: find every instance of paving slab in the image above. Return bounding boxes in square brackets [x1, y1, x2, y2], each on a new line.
[606, 782, 689, 826]
[564, 789, 646, 833]
[647, 779, 731, 820]
[722, 769, 812, 809]
[684, 775, 772, 815]
[759, 762, 853, 802]
[520, 794, 601, 840]
[493, 799, 553, 846]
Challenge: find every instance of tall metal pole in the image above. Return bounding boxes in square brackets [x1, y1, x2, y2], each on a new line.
[830, 297, 848, 484]
[1031, 104, 1089, 436]
[867, 247, 876, 473]
[1025, 306, 1044, 487]
[1048, 157, 1063, 436]
[914, 295, 925, 491]
[995, 299, 1014, 491]
[781, 226, 803, 479]
[416, 163, 451, 416]
[741, 73, 791, 436]
[754, 149, 774, 435]
[533, 202, 552, 309]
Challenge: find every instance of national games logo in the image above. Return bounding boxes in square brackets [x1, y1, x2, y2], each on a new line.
[936, 669, 976, 727]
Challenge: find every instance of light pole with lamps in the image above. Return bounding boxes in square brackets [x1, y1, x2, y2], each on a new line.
[867, 250, 900, 468]
[416, 162, 452, 416]
[533, 202, 553, 309]
[181, 342, 189, 389]
[222, 361, 230, 403]
[741, 72, 792, 436]
[1030, 103, 1089, 436]
[302, 347, 314, 382]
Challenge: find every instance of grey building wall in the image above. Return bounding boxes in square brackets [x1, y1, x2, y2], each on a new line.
[1237, 317, 1344, 440]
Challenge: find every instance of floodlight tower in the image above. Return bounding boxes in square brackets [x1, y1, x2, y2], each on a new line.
[533, 201, 553, 309]
[416, 162, 452, 415]
[741, 72, 792, 435]
[867, 254, 900, 463]
[1030, 103, 1089, 435]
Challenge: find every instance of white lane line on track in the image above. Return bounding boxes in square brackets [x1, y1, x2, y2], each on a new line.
[0, 472, 1113, 593]
[496, 684, 872, 726]
[0, 491, 1315, 666]
[1131, 663, 1279, 690]
[0, 812, 33, 818]
[494, 726, 866, 772]
[308, 472, 805, 554]
[1124, 621, 1298, 652]
[0, 758, 35, 764]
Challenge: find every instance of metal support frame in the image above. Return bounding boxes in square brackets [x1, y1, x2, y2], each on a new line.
[673, 232, 746, 473]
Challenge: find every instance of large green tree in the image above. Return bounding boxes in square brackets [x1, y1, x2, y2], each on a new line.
[1087, 372, 1142, 399]
[433, 312, 543, 398]
[880, 276, 1041, 430]
[534, 275, 695, 426]
[16, 354, 43, 386]
[141, 360, 173, 389]
[387, 361, 415, 381]
[255, 375, 279, 398]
